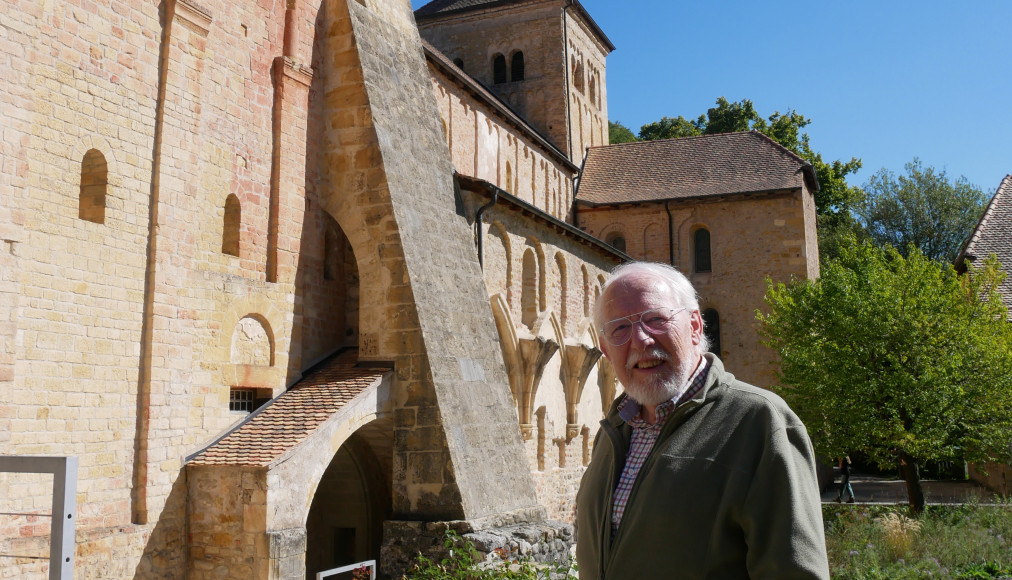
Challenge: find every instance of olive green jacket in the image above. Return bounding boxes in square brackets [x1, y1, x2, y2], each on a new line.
[575, 355, 829, 579]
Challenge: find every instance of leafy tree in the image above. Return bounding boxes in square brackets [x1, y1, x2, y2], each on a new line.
[635, 98, 864, 249]
[758, 240, 1012, 514]
[856, 159, 989, 263]
[608, 121, 638, 144]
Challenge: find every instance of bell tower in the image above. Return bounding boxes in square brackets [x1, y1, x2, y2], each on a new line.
[415, 0, 614, 162]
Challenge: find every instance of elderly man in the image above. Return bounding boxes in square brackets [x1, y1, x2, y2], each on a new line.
[576, 262, 829, 579]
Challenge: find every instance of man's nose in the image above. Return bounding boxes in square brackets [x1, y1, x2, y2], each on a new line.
[629, 320, 655, 345]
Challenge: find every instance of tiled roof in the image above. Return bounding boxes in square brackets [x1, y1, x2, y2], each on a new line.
[961, 175, 1012, 317]
[188, 351, 390, 467]
[576, 131, 818, 206]
[415, 0, 525, 18]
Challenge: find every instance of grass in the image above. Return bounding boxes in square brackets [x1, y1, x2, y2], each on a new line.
[824, 501, 1012, 579]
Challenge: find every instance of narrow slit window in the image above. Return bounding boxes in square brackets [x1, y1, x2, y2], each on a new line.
[694, 228, 711, 273]
[223, 194, 241, 257]
[79, 149, 108, 224]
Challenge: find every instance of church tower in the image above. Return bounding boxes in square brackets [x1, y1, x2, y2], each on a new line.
[415, 0, 614, 162]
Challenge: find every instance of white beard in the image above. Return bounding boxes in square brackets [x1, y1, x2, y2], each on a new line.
[623, 347, 694, 407]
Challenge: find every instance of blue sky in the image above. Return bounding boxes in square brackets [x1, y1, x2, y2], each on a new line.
[411, 0, 1012, 193]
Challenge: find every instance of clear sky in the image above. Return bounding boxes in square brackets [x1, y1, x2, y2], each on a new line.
[411, 0, 1012, 193]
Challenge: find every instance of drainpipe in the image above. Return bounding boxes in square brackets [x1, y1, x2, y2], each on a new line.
[475, 185, 499, 271]
[665, 200, 675, 266]
[563, 0, 574, 159]
[572, 147, 588, 229]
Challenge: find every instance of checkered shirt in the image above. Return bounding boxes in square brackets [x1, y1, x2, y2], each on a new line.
[610, 356, 709, 534]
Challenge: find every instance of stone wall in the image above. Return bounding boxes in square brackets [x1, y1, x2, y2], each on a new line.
[459, 183, 623, 525]
[565, 6, 610, 156]
[577, 189, 819, 388]
[429, 65, 576, 222]
[418, 2, 572, 158]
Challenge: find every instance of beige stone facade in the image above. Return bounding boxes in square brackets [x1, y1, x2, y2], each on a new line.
[0, 0, 819, 577]
[578, 189, 819, 388]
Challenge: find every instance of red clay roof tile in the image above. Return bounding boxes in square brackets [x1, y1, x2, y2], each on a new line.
[576, 131, 816, 206]
[188, 351, 390, 467]
[962, 175, 1012, 317]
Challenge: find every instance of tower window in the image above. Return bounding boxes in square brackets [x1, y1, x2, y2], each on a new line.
[511, 51, 525, 82]
[694, 228, 711, 273]
[492, 54, 507, 84]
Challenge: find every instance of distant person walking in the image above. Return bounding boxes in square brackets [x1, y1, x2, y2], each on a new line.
[837, 456, 855, 503]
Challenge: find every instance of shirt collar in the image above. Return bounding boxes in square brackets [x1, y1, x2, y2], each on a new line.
[617, 355, 709, 424]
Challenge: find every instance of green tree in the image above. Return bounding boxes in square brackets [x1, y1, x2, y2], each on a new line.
[856, 159, 989, 263]
[758, 240, 1012, 514]
[608, 121, 638, 144]
[635, 98, 864, 251]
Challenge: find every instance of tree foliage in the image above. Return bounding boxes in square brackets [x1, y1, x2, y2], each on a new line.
[856, 158, 989, 263]
[758, 240, 1012, 513]
[635, 98, 864, 231]
[608, 121, 638, 144]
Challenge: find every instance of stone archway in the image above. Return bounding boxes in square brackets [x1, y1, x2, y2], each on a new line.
[305, 418, 392, 578]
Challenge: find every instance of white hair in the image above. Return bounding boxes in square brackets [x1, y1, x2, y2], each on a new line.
[593, 261, 710, 354]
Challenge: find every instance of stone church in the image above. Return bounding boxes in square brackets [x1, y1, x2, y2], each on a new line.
[0, 0, 819, 577]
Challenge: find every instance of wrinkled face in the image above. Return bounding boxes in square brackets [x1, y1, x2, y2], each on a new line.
[598, 272, 704, 407]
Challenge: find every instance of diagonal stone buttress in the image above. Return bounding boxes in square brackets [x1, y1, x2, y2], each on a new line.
[316, 0, 546, 538]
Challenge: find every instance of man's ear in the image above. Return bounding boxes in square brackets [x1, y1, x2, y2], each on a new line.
[689, 310, 704, 345]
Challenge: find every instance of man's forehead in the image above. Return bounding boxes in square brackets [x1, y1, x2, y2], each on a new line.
[602, 273, 676, 308]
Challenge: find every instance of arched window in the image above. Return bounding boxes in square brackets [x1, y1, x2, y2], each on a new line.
[521, 249, 537, 329]
[589, 73, 596, 105]
[222, 194, 241, 256]
[574, 61, 585, 93]
[510, 51, 525, 82]
[452, 57, 464, 70]
[492, 54, 507, 84]
[694, 228, 711, 273]
[606, 233, 626, 253]
[79, 149, 107, 224]
[504, 161, 512, 193]
[702, 308, 721, 356]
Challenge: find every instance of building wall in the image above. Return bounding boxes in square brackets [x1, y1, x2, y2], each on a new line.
[429, 66, 574, 222]
[418, 2, 570, 157]
[472, 198, 621, 523]
[418, 1, 610, 162]
[577, 188, 819, 388]
[565, 8, 609, 157]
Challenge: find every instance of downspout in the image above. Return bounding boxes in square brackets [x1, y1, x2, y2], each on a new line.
[572, 148, 588, 229]
[665, 200, 675, 266]
[475, 185, 499, 271]
[563, 0, 574, 159]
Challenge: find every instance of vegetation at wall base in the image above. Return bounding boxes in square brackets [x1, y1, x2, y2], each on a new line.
[404, 530, 575, 579]
[823, 503, 1012, 579]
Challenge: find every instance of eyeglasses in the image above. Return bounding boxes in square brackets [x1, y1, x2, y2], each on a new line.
[600, 307, 686, 346]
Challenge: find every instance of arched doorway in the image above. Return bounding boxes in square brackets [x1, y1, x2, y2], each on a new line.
[305, 418, 393, 577]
